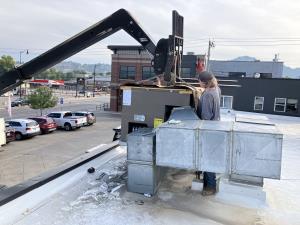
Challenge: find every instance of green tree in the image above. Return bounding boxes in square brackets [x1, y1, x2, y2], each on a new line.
[73, 70, 86, 74]
[65, 72, 75, 80]
[0, 55, 15, 72]
[27, 87, 58, 115]
[34, 68, 84, 81]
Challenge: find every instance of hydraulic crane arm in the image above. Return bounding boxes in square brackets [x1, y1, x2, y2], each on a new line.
[0, 9, 156, 95]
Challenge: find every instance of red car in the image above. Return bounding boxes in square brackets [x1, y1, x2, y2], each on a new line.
[28, 117, 57, 134]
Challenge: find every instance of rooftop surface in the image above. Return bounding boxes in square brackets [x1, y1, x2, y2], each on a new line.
[1, 111, 300, 225]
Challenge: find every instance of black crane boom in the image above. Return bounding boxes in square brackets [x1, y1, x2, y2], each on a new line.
[0, 9, 156, 95]
[0, 9, 184, 95]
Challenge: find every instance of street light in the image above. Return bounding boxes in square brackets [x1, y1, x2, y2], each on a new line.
[206, 40, 215, 72]
[93, 64, 97, 97]
[19, 49, 29, 65]
[19, 49, 29, 98]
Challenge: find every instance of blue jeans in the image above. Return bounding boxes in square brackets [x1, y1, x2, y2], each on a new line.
[204, 172, 216, 189]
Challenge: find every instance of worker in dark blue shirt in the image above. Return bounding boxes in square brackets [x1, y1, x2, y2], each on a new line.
[197, 71, 221, 196]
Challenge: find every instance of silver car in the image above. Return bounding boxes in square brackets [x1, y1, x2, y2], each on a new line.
[6, 119, 41, 140]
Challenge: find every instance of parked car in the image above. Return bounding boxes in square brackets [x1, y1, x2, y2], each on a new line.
[6, 119, 40, 140]
[71, 111, 96, 125]
[46, 111, 87, 131]
[5, 123, 15, 143]
[78, 91, 92, 97]
[113, 126, 121, 141]
[86, 92, 92, 97]
[11, 98, 29, 107]
[28, 117, 57, 134]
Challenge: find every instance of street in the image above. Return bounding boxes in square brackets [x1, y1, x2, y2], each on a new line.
[0, 94, 110, 119]
[0, 95, 121, 188]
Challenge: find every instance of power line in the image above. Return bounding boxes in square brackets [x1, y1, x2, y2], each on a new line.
[212, 39, 300, 42]
[216, 43, 300, 46]
[0, 46, 110, 52]
[185, 36, 300, 41]
[0, 49, 111, 55]
[3, 38, 300, 52]
[184, 42, 300, 48]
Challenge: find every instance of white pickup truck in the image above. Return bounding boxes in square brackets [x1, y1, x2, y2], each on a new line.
[46, 111, 87, 131]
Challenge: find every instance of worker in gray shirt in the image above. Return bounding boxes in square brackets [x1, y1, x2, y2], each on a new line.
[196, 71, 221, 195]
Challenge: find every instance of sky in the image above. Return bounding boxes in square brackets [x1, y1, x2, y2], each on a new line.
[0, 0, 300, 68]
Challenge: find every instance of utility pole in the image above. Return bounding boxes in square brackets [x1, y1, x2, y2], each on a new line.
[75, 79, 78, 98]
[19, 49, 29, 98]
[93, 64, 96, 97]
[206, 40, 215, 72]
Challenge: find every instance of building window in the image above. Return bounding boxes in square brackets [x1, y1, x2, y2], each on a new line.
[286, 99, 298, 112]
[220, 95, 233, 109]
[181, 68, 191, 78]
[260, 73, 272, 78]
[274, 98, 298, 113]
[142, 66, 155, 80]
[274, 98, 286, 112]
[120, 66, 136, 80]
[254, 96, 264, 111]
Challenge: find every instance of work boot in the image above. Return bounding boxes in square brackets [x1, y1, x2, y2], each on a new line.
[202, 186, 216, 196]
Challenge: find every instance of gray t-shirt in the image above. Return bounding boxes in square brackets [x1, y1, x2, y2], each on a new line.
[197, 87, 221, 121]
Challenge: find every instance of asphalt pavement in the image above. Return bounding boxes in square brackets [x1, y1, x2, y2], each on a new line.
[0, 95, 121, 188]
[0, 95, 110, 119]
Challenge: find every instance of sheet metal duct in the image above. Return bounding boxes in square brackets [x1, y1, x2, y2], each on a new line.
[156, 120, 201, 169]
[168, 106, 200, 121]
[232, 122, 282, 179]
[127, 161, 163, 195]
[156, 107, 283, 179]
[127, 128, 165, 195]
[198, 121, 233, 174]
[127, 128, 155, 162]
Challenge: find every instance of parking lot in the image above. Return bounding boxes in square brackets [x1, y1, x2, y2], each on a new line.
[0, 94, 110, 119]
[0, 95, 121, 188]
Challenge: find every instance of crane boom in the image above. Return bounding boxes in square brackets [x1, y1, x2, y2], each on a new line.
[0, 9, 184, 95]
[0, 9, 156, 95]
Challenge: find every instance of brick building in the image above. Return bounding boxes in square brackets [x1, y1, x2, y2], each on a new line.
[108, 45, 298, 116]
[107, 45, 201, 112]
[108, 45, 155, 111]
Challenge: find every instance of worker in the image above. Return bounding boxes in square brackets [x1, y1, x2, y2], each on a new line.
[196, 71, 221, 196]
[196, 57, 206, 74]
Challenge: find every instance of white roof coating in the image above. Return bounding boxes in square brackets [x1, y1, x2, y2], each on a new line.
[1, 112, 300, 225]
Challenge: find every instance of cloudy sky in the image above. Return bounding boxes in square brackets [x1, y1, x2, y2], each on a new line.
[1, 0, 300, 67]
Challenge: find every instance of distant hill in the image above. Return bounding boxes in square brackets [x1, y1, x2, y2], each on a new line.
[282, 66, 300, 79]
[54, 61, 111, 74]
[232, 56, 300, 79]
[232, 56, 257, 61]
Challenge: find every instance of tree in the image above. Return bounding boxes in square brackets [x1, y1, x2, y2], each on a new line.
[0, 55, 15, 72]
[27, 87, 58, 115]
[34, 68, 75, 80]
[65, 72, 75, 80]
[73, 69, 86, 75]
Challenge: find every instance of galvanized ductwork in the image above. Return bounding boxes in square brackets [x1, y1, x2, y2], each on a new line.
[156, 107, 283, 179]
